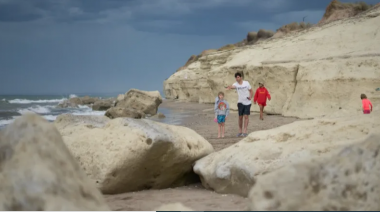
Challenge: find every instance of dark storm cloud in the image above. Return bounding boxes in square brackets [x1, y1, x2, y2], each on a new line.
[0, 1, 42, 22]
[0, 0, 379, 94]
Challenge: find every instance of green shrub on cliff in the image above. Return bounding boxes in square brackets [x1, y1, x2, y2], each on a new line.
[218, 44, 236, 51]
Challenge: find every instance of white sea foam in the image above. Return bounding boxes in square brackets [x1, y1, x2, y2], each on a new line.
[72, 110, 105, 116]
[0, 119, 16, 127]
[43, 115, 58, 121]
[69, 94, 78, 98]
[18, 105, 52, 114]
[8, 98, 67, 104]
[78, 105, 90, 109]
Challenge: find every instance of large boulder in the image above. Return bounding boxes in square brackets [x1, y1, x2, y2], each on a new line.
[81, 96, 99, 105]
[92, 99, 115, 111]
[105, 107, 145, 119]
[193, 110, 380, 197]
[248, 133, 380, 211]
[117, 94, 125, 101]
[57, 97, 83, 108]
[54, 114, 214, 194]
[0, 114, 109, 210]
[116, 89, 163, 116]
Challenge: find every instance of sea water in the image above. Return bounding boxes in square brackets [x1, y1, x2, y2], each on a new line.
[0, 94, 189, 129]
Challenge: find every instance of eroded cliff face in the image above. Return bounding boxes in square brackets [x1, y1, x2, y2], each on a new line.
[164, 8, 380, 119]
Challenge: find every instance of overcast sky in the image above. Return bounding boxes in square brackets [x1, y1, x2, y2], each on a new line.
[0, 0, 378, 95]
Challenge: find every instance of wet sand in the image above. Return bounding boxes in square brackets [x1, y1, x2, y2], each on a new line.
[105, 100, 300, 211]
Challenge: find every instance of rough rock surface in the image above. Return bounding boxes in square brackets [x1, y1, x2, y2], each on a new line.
[57, 97, 83, 108]
[81, 96, 99, 105]
[57, 96, 99, 108]
[155, 203, 194, 211]
[248, 133, 380, 211]
[194, 110, 380, 197]
[0, 114, 109, 210]
[92, 99, 115, 111]
[156, 112, 166, 119]
[117, 94, 125, 101]
[116, 89, 163, 116]
[164, 7, 380, 118]
[54, 114, 214, 194]
[105, 107, 145, 119]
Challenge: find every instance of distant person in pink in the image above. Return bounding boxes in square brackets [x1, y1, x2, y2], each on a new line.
[361, 94, 372, 114]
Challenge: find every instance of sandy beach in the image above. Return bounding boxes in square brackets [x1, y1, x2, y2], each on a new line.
[104, 100, 299, 211]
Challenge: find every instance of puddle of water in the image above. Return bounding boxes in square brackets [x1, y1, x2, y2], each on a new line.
[148, 107, 192, 125]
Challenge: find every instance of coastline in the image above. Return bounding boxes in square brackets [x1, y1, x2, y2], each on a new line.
[105, 99, 300, 211]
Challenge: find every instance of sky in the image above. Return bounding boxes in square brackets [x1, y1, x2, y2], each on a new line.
[0, 0, 378, 95]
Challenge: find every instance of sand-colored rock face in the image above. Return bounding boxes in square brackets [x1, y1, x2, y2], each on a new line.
[105, 107, 145, 119]
[92, 98, 115, 111]
[193, 110, 380, 197]
[117, 94, 125, 101]
[164, 7, 380, 118]
[0, 114, 109, 210]
[248, 133, 380, 211]
[116, 89, 163, 116]
[54, 114, 214, 194]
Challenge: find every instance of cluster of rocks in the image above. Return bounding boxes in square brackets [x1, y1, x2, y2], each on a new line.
[105, 89, 163, 119]
[57, 96, 116, 111]
[3, 109, 379, 210]
[0, 112, 213, 209]
[56, 89, 164, 120]
[0, 114, 110, 210]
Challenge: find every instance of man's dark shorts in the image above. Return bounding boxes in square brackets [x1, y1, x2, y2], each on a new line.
[237, 103, 251, 116]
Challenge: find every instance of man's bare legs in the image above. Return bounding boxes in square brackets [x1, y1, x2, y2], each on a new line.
[259, 105, 264, 120]
[238, 116, 243, 134]
[243, 115, 249, 134]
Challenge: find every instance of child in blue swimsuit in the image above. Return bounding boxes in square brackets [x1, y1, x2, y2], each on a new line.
[214, 92, 230, 138]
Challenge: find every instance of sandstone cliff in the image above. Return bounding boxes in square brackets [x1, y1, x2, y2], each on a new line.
[164, 6, 380, 119]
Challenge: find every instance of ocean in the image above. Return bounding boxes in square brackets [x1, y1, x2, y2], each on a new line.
[0, 94, 189, 129]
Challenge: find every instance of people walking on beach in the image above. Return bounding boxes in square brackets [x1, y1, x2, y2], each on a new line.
[254, 82, 271, 120]
[226, 72, 253, 137]
[361, 93, 372, 114]
[214, 92, 230, 138]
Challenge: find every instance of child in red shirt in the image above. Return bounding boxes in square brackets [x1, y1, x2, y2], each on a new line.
[254, 82, 271, 120]
[361, 94, 373, 114]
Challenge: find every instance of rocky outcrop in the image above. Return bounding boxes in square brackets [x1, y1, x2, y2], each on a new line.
[115, 89, 163, 116]
[193, 110, 380, 197]
[0, 114, 109, 210]
[57, 96, 99, 108]
[248, 133, 380, 211]
[117, 94, 124, 101]
[105, 107, 145, 119]
[92, 98, 115, 111]
[81, 96, 99, 105]
[57, 97, 83, 108]
[164, 7, 380, 119]
[54, 114, 214, 194]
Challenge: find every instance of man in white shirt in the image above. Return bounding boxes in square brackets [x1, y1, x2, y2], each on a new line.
[226, 72, 253, 137]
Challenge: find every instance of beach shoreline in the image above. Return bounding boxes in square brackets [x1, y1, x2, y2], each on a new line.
[105, 99, 300, 211]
